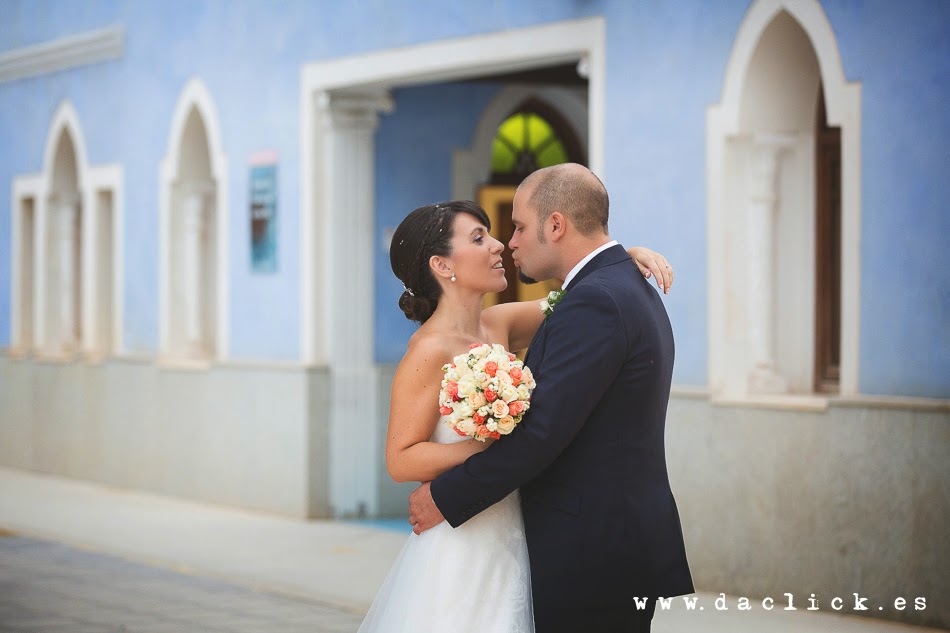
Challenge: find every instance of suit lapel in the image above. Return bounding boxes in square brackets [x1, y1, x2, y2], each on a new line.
[524, 245, 629, 368]
[564, 244, 630, 291]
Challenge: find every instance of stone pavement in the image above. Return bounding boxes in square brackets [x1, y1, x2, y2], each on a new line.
[0, 533, 361, 633]
[0, 467, 945, 633]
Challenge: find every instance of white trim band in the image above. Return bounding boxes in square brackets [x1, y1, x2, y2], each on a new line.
[0, 26, 125, 83]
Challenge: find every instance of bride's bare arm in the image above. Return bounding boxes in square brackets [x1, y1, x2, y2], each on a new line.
[386, 337, 491, 484]
[482, 246, 675, 351]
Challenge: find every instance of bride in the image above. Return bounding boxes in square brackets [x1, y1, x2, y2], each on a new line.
[357, 200, 672, 633]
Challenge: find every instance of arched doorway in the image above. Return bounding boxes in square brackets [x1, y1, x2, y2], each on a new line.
[479, 98, 587, 311]
[706, 0, 861, 398]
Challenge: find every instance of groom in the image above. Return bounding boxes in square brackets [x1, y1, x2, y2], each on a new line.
[409, 163, 694, 632]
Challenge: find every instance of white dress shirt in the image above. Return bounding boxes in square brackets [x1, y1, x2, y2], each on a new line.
[562, 240, 619, 290]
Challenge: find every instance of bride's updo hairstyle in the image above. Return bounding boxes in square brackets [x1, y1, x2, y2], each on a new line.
[390, 200, 491, 324]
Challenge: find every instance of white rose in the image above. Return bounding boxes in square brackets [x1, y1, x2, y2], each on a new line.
[492, 344, 507, 356]
[458, 378, 477, 398]
[496, 371, 513, 387]
[491, 400, 509, 418]
[547, 290, 560, 302]
[456, 417, 477, 437]
[445, 367, 460, 382]
[501, 385, 519, 403]
[457, 362, 474, 377]
[517, 385, 531, 400]
[497, 415, 516, 434]
[471, 344, 490, 359]
[456, 402, 475, 419]
[539, 300, 549, 314]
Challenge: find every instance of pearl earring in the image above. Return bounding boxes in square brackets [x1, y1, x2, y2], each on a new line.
[451, 273, 457, 283]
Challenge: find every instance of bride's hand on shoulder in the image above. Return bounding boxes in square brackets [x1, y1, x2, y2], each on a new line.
[627, 246, 674, 294]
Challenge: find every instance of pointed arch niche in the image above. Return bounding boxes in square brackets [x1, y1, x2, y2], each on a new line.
[160, 78, 229, 364]
[452, 85, 588, 200]
[10, 101, 121, 359]
[706, 0, 861, 400]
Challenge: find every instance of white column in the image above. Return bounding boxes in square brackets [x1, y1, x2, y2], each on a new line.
[318, 91, 393, 517]
[181, 185, 208, 357]
[746, 135, 794, 394]
[51, 192, 80, 354]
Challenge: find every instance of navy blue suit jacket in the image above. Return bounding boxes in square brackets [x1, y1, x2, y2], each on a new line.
[431, 244, 693, 608]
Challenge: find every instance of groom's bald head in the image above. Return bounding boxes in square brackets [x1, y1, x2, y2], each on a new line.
[519, 163, 609, 237]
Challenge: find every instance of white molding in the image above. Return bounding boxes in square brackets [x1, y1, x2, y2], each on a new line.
[83, 164, 124, 356]
[0, 26, 124, 84]
[9, 175, 44, 353]
[707, 0, 862, 397]
[300, 15, 606, 365]
[159, 77, 230, 361]
[41, 101, 88, 356]
[451, 85, 589, 200]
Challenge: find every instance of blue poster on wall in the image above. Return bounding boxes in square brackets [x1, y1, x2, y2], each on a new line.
[250, 152, 278, 273]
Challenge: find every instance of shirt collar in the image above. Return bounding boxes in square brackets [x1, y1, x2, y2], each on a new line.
[562, 240, 618, 291]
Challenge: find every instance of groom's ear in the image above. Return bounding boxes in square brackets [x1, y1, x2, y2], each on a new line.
[548, 211, 567, 242]
[429, 255, 453, 280]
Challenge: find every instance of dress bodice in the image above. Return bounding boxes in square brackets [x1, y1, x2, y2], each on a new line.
[430, 415, 468, 445]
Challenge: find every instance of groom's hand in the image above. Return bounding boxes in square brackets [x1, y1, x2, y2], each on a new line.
[408, 482, 445, 534]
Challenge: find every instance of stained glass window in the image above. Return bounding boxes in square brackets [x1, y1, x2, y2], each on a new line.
[491, 111, 570, 175]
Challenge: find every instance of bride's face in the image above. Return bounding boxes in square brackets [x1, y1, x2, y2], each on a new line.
[442, 213, 507, 294]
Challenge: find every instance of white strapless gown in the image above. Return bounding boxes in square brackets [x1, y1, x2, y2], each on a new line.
[357, 418, 534, 633]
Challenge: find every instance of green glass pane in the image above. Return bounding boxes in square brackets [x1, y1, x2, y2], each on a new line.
[497, 116, 525, 150]
[536, 139, 568, 168]
[491, 137, 516, 172]
[492, 110, 569, 174]
[525, 114, 556, 151]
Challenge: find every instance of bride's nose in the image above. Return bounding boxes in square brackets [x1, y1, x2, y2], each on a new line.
[490, 237, 504, 253]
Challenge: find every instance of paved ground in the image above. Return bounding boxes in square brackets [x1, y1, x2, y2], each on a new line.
[0, 532, 362, 633]
[0, 467, 945, 633]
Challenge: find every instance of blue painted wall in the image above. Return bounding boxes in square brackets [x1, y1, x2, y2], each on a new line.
[0, 0, 593, 359]
[822, 0, 950, 397]
[374, 82, 503, 364]
[1, 0, 948, 395]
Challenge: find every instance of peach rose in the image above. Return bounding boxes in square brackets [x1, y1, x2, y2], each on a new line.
[508, 401, 524, 416]
[484, 361, 498, 378]
[491, 400, 509, 418]
[469, 392, 487, 408]
[508, 367, 522, 385]
[485, 389, 497, 403]
[497, 415, 516, 434]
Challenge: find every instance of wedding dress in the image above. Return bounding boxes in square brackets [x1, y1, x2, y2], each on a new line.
[357, 417, 534, 633]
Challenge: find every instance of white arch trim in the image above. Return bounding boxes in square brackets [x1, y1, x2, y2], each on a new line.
[10, 100, 123, 358]
[42, 101, 90, 184]
[707, 0, 862, 396]
[452, 85, 589, 200]
[159, 77, 230, 362]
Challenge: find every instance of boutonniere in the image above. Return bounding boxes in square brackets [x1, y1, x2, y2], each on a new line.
[539, 289, 566, 319]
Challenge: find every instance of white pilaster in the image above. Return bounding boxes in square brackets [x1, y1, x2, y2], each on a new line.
[747, 135, 794, 394]
[51, 192, 80, 354]
[318, 91, 393, 517]
[181, 188, 207, 357]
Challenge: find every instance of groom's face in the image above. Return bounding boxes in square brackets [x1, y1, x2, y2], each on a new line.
[509, 185, 550, 285]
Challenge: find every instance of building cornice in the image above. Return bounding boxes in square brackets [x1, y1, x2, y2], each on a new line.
[0, 26, 124, 83]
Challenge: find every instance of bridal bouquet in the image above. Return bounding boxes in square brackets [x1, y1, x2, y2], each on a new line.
[439, 343, 537, 441]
